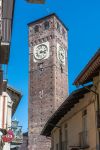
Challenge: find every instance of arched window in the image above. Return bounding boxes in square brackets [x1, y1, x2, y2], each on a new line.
[57, 22, 60, 32]
[62, 28, 66, 39]
[44, 21, 50, 30]
[34, 25, 39, 33]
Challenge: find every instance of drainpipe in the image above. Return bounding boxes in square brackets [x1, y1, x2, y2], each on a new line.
[59, 128, 62, 150]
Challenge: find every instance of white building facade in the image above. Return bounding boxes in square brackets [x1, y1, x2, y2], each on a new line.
[0, 86, 22, 150]
[0, 92, 12, 150]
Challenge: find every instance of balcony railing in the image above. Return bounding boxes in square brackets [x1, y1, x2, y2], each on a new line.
[1, 18, 11, 43]
[0, 18, 11, 64]
[79, 131, 89, 149]
[0, 0, 14, 65]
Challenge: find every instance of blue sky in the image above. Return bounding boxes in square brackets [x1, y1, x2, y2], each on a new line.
[8, 0, 100, 131]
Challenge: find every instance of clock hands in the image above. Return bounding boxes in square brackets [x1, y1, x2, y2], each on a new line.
[40, 49, 46, 54]
[34, 44, 48, 60]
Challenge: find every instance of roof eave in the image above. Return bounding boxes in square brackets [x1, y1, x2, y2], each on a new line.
[41, 85, 92, 136]
[73, 49, 100, 86]
[7, 86, 22, 116]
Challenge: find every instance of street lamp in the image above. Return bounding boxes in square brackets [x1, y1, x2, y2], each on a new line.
[26, 0, 45, 4]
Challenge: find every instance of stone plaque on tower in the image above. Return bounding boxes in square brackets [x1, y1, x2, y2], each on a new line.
[28, 13, 68, 150]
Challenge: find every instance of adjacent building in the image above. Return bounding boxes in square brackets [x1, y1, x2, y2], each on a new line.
[41, 49, 100, 150]
[0, 0, 15, 94]
[0, 86, 22, 150]
[28, 14, 68, 150]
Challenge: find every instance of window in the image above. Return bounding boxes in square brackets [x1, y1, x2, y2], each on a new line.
[64, 124, 68, 150]
[82, 110, 87, 132]
[51, 134, 54, 150]
[79, 109, 88, 147]
[34, 25, 39, 33]
[57, 22, 60, 32]
[38, 63, 44, 71]
[56, 144, 59, 150]
[44, 21, 50, 30]
[29, 28, 32, 34]
[60, 64, 63, 73]
[62, 28, 66, 39]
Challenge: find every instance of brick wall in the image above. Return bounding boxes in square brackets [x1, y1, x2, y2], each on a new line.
[28, 14, 68, 150]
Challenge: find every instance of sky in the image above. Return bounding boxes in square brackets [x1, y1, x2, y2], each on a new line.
[8, 0, 100, 132]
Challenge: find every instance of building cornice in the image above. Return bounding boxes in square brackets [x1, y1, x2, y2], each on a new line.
[73, 49, 100, 86]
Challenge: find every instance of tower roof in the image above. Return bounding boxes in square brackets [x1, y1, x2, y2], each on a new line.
[28, 13, 69, 31]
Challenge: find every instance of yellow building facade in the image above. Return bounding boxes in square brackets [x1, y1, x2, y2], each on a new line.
[42, 49, 100, 150]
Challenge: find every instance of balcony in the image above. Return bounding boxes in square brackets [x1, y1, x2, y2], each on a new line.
[0, 41, 10, 64]
[0, 0, 14, 65]
[79, 131, 89, 149]
[0, 17, 12, 64]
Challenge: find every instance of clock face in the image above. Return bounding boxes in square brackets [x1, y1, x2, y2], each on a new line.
[57, 43, 65, 65]
[33, 42, 49, 61]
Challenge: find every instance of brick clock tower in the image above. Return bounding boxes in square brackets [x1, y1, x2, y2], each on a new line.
[28, 14, 68, 150]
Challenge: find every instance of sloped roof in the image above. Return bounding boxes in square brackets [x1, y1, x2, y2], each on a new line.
[73, 49, 100, 86]
[7, 86, 22, 116]
[41, 85, 92, 136]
